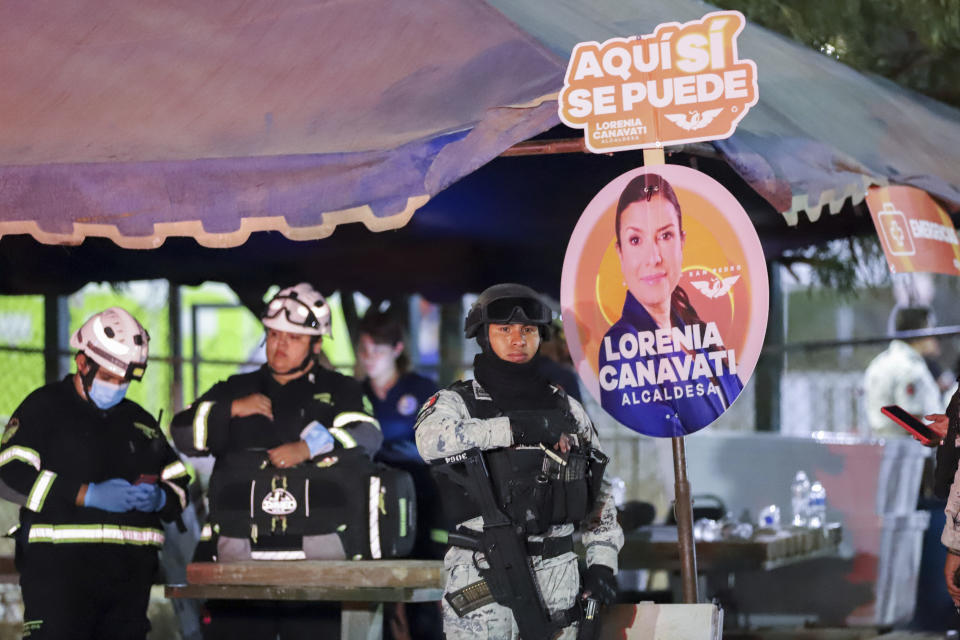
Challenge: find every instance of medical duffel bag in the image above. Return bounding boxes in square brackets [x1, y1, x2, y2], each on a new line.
[207, 448, 416, 560]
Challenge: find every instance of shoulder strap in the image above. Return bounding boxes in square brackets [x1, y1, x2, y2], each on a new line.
[449, 380, 502, 420]
[551, 384, 568, 404]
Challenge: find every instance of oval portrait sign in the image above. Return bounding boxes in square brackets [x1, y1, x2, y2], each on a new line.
[561, 165, 768, 437]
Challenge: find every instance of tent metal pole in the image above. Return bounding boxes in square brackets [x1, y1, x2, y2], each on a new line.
[43, 295, 67, 383]
[169, 282, 183, 414]
[500, 138, 719, 158]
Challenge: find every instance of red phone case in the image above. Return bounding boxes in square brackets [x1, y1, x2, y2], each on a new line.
[880, 405, 937, 445]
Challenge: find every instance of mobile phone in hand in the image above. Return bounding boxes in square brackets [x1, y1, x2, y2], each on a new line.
[880, 405, 938, 445]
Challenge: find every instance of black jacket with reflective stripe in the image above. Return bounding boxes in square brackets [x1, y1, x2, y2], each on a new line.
[0, 377, 189, 542]
[170, 365, 382, 462]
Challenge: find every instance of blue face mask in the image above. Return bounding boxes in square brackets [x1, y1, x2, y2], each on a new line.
[88, 378, 129, 410]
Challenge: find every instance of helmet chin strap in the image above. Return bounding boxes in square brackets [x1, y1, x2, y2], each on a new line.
[476, 328, 490, 353]
[78, 355, 100, 405]
[268, 337, 319, 377]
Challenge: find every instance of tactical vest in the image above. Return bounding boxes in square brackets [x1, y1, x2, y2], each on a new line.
[208, 448, 416, 560]
[432, 381, 607, 535]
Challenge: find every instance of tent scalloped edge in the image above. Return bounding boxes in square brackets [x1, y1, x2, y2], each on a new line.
[782, 175, 885, 226]
[0, 194, 430, 250]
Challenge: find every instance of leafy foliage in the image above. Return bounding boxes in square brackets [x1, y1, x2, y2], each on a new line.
[713, 0, 960, 107]
[712, 1, 960, 292]
[779, 233, 891, 296]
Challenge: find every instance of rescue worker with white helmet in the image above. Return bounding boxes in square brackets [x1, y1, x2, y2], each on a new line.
[171, 283, 382, 639]
[0, 307, 190, 639]
[416, 284, 623, 639]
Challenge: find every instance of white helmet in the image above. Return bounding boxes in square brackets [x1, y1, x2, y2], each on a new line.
[69, 307, 150, 381]
[261, 283, 332, 337]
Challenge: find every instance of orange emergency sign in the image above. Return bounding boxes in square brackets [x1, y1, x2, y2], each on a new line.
[866, 186, 960, 276]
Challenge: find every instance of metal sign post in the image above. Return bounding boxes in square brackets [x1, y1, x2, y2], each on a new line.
[672, 435, 699, 603]
[644, 146, 698, 604]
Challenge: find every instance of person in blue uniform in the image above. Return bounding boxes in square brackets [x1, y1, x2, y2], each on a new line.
[598, 173, 742, 437]
[357, 309, 438, 468]
[0, 307, 189, 640]
[356, 309, 443, 639]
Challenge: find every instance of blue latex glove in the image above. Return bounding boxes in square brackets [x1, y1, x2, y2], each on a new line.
[132, 483, 166, 512]
[84, 478, 140, 513]
[300, 420, 334, 457]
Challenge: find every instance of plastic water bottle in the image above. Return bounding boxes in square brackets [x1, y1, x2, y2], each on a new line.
[808, 481, 826, 528]
[609, 476, 626, 509]
[757, 504, 781, 530]
[790, 471, 811, 527]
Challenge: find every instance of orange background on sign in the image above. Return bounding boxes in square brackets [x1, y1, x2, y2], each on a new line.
[571, 184, 753, 378]
[866, 186, 960, 276]
[558, 11, 758, 152]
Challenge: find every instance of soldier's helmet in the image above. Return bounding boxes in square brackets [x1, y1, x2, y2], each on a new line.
[464, 283, 553, 340]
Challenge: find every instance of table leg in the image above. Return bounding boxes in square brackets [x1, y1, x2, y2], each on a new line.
[341, 602, 383, 640]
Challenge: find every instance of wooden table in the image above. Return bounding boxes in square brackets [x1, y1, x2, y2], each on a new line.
[166, 560, 444, 640]
[618, 524, 843, 627]
[620, 523, 843, 572]
[167, 527, 843, 638]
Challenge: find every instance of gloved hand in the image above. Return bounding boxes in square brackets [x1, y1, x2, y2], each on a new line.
[132, 483, 167, 512]
[508, 409, 575, 447]
[581, 565, 618, 605]
[300, 420, 335, 457]
[83, 478, 140, 513]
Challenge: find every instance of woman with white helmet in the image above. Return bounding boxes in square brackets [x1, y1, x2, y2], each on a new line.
[0, 307, 190, 640]
[171, 283, 383, 639]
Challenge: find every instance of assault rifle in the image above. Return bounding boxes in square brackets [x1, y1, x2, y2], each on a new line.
[448, 447, 560, 640]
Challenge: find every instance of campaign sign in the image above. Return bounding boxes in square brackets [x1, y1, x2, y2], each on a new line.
[560, 165, 768, 437]
[558, 11, 758, 153]
[866, 186, 960, 276]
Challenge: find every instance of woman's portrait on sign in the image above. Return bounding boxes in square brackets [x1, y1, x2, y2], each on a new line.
[597, 173, 743, 437]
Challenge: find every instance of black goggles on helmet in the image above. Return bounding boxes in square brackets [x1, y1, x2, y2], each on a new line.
[483, 297, 552, 326]
[262, 295, 322, 330]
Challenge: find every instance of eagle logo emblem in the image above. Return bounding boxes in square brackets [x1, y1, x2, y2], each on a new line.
[664, 108, 724, 131]
[690, 275, 740, 299]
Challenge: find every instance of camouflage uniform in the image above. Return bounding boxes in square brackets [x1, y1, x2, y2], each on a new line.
[415, 380, 623, 639]
[863, 340, 941, 438]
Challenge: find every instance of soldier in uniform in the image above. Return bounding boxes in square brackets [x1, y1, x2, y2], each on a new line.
[0, 307, 189, 640]
[864, 306, 943, 438]
[416, 283, 622, 639]
[171, 283, 382, 640]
